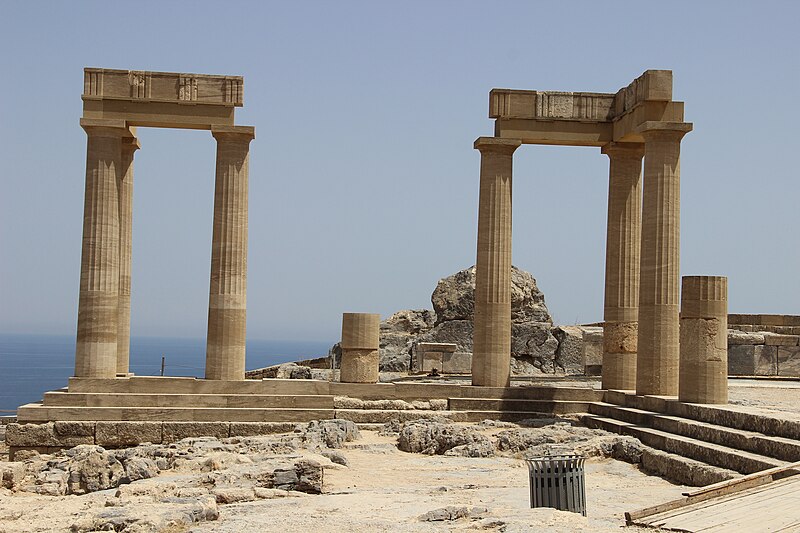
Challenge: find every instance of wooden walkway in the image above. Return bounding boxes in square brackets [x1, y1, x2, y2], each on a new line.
[631, 475, 800, 532]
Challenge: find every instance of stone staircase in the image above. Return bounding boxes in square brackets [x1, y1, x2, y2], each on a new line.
[582, 390, 800, 476]
[15, 376, 603, 425]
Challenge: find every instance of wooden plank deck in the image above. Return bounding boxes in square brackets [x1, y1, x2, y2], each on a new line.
[633, 475, 800, 532]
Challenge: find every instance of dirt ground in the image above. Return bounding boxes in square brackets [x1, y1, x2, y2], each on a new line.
[0, 430, 681, 533]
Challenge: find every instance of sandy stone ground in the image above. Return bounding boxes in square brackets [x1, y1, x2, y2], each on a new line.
[0, 430, 679, 533]
[1, 378, 798, 532]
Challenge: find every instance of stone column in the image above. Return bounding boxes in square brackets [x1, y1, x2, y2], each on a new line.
[205, 126, 254, 381]
[116, 136, 140, 375]
[75, 120, 130, 378]
[601, 142, 644, 391]
[679, 276, 728, 404]
[472, 137, 521, 387]
[340, 313, 380, 383]
[636, 122, 691, 396]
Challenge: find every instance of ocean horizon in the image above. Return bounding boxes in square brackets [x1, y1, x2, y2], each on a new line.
[0, 333, 333, 413]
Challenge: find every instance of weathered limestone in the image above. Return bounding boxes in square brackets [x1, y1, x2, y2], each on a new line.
[636, 122, 691, 396]
[340, 313, 380, 383]
[679, 276, 728, 404]
[414, 342, 458, 373]
[601, 142, 644, 390]
[205, 126, 254, 381]
[75, 120, 134, 378]
[116, 136, 139, 375]
[472, 137, 520, 387]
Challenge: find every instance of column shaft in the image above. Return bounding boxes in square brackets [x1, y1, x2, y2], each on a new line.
[75, 125, 128, 378]
[472, 137, 520, 387]
[340, 313, 380, 383]
[205, 126, 254, 380]
[679, 276, 728, 404]
[636, 125, 690, 396]
[116, 138, 139, 375]
[601, 143, 644, 390]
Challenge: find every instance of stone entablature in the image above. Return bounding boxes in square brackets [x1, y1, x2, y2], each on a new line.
[83, 68, 243, 106]
[489, 70, 686, 146]
[82, 68, 244, 130]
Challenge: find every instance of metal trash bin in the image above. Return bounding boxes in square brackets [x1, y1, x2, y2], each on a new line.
[526, 454, 586, 516]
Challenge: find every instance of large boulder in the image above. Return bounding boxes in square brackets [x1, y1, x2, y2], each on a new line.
[431, 266, 552, 325]
[378, 309, 436, 371]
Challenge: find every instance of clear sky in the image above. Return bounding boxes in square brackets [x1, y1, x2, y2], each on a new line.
[1, 1, 798, 342]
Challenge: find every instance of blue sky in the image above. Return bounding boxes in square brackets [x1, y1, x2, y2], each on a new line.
[1, 1, 798, 342]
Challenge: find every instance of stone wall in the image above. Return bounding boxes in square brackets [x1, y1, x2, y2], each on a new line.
[728, 331, 800, 377]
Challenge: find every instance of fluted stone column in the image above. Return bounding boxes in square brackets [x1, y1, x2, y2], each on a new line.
[636, 122, 691, 396]
[679, 276, 728, 404]
[340, 313, 380, 383]
[116, 136, 140, 375]
[601, 142, 644, 391]
[205, 126, 254, 381]
[75, 120, 130, 378]
[472, 137, 521, 387]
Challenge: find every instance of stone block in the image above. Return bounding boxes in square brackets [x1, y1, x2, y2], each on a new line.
[96, 422, 162, 446]
[777, 346, 800, 377]
[5, 423, 59, 447]
[728, 345, 777, 376]
[416, 342, 457, 353]
[764, 334, 800, 347]
[53, 421, 96, 445]
[582, 329, 604, 369]
[421, 352, 444, 373]
[552, 326, 583, 372]
[162, 422, 230, 443]
[229, 422, 298, 437]
[727, 332, 765, 345]
[442, 351, 472, 374]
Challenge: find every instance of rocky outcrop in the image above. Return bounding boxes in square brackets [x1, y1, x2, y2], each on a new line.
[371, 265, 565, 373]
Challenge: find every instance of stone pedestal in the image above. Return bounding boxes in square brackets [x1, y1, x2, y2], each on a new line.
[472, 137, 521, 387]
[679, 276, 728, 404]
[636, 123, 691, 396]
[205, 126, 254, 381]
[340, 313, 380, 383]
[116, 137, 139, 375]
[414, 342, 458, 373]
[601, 142, 644, 390]
[75, 121, 129, 378]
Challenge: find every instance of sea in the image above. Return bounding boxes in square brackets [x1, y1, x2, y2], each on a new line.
[0, 333, 333, 414]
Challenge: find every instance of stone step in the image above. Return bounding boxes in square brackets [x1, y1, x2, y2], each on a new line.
[64, 377, 603, 402]
[602, 390, 800, 440]
[448, 398, 592, 414]
[582, 414, 785, 474]
[42, 392, 335, 409]
[590, 402, 800, 463]
[16, 404, 335, 423]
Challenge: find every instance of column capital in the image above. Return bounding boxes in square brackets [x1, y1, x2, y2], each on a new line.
[637, 121, 693, 142]
[121, 137, 141, 153]
[211, 125, 255, 143]
[80, 118, 135, 138]
[601, 142, 644, 159]
[474, 136, 521, 155]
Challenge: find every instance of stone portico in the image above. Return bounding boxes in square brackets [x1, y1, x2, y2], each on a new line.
[471, 70, 694, 397]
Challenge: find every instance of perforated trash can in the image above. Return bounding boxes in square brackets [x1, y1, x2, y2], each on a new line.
[526, 455, 586, 516]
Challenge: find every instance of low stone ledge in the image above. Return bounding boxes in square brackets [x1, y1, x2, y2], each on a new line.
[5, 422, 93, 447]
[334, 409, 455, 424]
[727, 332, 766, 345]
[96, 421, 162, 446]
[764, 334, 800, 347]
[162, 422, 231, 443]
[229, 422, 299, 437]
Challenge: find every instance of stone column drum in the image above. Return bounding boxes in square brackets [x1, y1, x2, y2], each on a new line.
[472, 137, 521, 387]
[340, 313, 380, 383]
[679, 276, 728, 404]
[205, 126, 254, 381]
[636, 123, 691, 396]
[116, 136, 139, 375]
[75, 122, 128, 378]
[601, 142, 644, 390]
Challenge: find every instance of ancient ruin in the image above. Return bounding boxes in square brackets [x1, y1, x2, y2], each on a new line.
[77, 68, 254, 381]
[472, 70, 692, 396]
